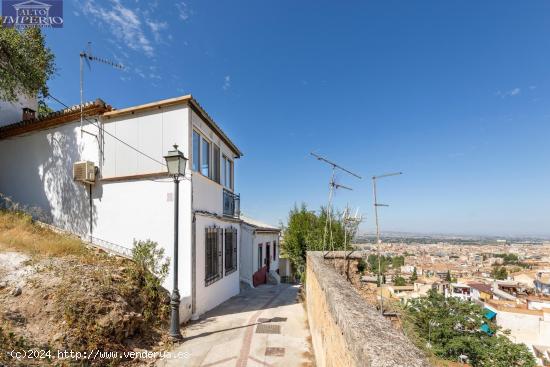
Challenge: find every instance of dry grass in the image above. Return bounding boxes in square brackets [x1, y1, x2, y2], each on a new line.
[0, 210, 88, 257]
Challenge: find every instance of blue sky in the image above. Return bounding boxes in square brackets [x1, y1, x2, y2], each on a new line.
[43, 0, 550, 237]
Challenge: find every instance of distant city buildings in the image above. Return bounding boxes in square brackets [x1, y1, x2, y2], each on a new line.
[354, 241, 550, 365]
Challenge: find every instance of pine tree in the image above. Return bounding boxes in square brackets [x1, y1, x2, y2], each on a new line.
[410, 267, 418, 282]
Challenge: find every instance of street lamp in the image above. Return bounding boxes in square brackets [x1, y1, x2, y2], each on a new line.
[164, 144, 188, 340]
[372, 171, 402, 315]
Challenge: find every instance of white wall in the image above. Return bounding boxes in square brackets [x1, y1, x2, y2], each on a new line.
[101, 105, 189, 178]
[194, 214, 240, 316]
[0, 119, 99, 235]
[253, 232, 280, 273]
[192, 173, 224, 215]
[239, 223, 255, 286]
[92, 178, 193, 321]
[488, 308, 550, 348]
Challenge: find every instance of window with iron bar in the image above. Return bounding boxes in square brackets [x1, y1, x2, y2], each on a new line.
[225, 227, 238, 275]
[205, 226, 223, 286]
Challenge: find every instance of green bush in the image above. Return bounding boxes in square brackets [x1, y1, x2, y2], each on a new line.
[357, 258, 367, 273]
[131, 239, 170, 323]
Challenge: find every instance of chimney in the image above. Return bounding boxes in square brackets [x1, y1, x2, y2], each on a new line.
[22, 107, 36, 121]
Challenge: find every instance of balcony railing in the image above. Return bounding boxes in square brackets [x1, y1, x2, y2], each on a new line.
[223, 189, 240, 218]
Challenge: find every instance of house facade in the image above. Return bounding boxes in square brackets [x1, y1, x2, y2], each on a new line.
[240, 216, 280, 287]
[0, 95, 245, 321]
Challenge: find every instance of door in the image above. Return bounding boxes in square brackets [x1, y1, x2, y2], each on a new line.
[266, 243, 271, 272]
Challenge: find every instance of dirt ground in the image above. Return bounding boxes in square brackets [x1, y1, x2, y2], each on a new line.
[0, 242, 171, 366]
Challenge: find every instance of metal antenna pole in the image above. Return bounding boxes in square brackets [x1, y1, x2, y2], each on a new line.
[323, 166, 336, 255]
[80, 51, 84, 137]
[79, 42, 123, 137]
[311, 152, 361, 261]
[372, 171, 403, 315]
[373, 177, 383, 314]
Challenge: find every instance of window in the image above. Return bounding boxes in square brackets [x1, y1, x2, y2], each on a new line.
[258, 244, 263, 270]
[213, 144, 220, 183]
[222, 155, 233, 189]
[201, 137, 210, 177]
[192, 131, 200, 171]
[273, 241, 277, 260]
[205, 226, 223, 285]
[224, 227, 238, 275]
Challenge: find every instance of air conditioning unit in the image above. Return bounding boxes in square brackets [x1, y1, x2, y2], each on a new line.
[73, 161, 96, 184]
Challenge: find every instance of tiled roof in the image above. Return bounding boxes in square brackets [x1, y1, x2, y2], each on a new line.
[0, 99, 110, 140]
[241, 215, 280, 232]
[468, 282, 493, 294]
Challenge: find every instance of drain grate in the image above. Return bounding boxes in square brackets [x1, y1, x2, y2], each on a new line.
[256, 324, 281, 334]
[265, 347, 285, 357]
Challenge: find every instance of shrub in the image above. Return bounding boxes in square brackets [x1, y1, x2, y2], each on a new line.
[357, 258, 367, 273]
[130, 239, 170, 324]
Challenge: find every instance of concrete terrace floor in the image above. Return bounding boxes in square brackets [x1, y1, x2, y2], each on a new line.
[157, 283, 314, 367]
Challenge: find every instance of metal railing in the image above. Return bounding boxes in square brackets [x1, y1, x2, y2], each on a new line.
[223, 189, 240, 218]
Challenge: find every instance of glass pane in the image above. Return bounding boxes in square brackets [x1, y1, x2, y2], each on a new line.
[192, 131, 200, 171]
[222, 155, 227, 186]
[201, 138, 210, 176]
[228, 159, 233, 189]
[213, 145, 220, 183]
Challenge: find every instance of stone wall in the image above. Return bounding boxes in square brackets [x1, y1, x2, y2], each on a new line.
[306, 251, 430, 367]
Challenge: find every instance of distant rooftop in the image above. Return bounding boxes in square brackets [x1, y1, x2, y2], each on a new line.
[241, 215, 280, 233]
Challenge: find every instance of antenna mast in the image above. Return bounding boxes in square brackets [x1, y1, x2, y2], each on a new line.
[372, 171, 403, 315]
[310, 152, 362, 259]
[79, 42, 124, 136]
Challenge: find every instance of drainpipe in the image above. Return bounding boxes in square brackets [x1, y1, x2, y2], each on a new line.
[191, 206, 198, 320]
[88, 183, 93, 240]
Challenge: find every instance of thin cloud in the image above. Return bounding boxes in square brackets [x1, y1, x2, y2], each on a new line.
[146, 19, 168, 43]
[176, 1, 191, 21]
[496, 87, 521, 98]
[82, 0, 154, 56]
[223, 75, 231, 90]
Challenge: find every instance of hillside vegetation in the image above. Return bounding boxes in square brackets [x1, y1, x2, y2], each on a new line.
[0, 210, 171, 366]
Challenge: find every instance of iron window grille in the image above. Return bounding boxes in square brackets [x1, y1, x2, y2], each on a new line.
[205, 226, 223, 286]
[224, 227, 238, 275]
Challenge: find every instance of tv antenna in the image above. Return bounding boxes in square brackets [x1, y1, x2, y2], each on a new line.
[79, 42, 124, 136]
[372, 171, 403, 315]
[310, 152, 362, 259]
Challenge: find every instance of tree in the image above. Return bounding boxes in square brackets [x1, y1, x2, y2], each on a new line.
[491, 266, 508, 280]
[392, 255, 405, 268]
[0, 27, 55, 102]
[281, 203, 349, 280]
[404, 290, 535, 367]
[393, 275, 407, 286]
[410, 267, 418, 282]
[445, 270, 452, 282]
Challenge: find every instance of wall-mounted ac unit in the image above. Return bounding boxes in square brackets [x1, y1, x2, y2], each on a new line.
[73, 161, 96, 184]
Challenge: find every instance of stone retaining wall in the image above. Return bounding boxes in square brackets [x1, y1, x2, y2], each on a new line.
[306, 251, 430, 367]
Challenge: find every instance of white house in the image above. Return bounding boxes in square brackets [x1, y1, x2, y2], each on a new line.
[484, 298, 550, 364]
[240, 215, 281, 287]
[444, 283, 472, 302]
[0, 95, 250, 322]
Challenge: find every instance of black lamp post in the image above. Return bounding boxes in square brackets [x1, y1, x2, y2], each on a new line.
[164, 144, 188, 340]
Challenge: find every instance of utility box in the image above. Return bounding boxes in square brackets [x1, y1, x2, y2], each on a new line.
[73, 161, 96, 184]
